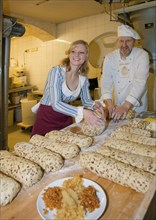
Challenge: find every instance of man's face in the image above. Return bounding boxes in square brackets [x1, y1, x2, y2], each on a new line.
[118, 37, 135, 57]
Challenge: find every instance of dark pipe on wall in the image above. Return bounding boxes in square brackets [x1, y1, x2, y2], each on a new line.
[1, 32, 12, 150]
[0, 15, 25, 150]
[0, 0, 3, 149]
[1, 37, 10, 150]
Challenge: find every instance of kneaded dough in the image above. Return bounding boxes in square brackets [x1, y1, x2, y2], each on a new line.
[104, 137, 155, 158]
[14, 142, 64, 173]
[81, 121, 106, 137]
[114, 125, 151, 137]
[0, 172, 21, 206]
[97, 146, 156, 174]
[110, 130, 156, 146]
[30, 134, 80, 159]
[126, 109, 136, 119]
[45, 130, 93, 148]
[79, 152, 154, 193]
[128, 118, 150, 129]
[0, 150, 43, 188]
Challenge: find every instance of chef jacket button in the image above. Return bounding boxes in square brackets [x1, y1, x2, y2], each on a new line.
[129, 81, 131, 83]
[118, 81, 120, 83]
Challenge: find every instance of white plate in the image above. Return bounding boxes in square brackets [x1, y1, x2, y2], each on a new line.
[37, 177, 107, 220]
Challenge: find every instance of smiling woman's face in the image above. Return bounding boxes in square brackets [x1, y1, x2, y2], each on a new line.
[118, 37, 135, 57]
[69, 44, 88, 67]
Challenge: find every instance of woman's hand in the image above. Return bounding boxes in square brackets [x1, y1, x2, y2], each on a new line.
[103, 99, 114, 119]
[93, 101, 107, 121]
[107, 105, 115, 119]
[83, 109, 104, 126]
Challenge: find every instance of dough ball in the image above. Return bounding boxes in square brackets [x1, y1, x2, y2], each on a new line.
[81, 121, 106, 136]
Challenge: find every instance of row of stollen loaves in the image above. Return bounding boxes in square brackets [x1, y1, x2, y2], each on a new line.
[0, 130, 94, 206]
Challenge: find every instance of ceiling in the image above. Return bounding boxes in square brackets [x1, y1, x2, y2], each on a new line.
[3, 0, 125, 24]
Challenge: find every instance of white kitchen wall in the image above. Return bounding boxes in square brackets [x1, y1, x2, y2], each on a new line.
[10, 13, 119, 90]
[10, 13, 155, 110]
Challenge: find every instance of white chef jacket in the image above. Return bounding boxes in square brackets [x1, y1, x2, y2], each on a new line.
[100, 47, 149, 112]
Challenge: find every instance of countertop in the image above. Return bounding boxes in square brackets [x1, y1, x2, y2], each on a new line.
[1, 121, 156, 220]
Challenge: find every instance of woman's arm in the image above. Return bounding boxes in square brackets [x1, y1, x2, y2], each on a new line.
[80, 77, 94, 109]
[42, 66, 79, 117]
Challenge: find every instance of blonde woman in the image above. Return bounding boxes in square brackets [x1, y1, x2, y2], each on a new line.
[32, 40, 106, 136]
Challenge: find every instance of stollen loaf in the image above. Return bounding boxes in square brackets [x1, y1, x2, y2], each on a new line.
[104, 137, 156, 158]
[125, 109, 136, 119]
[45, 130, 93, 148]
[81, 121, 106, 136]
[97, 146, 156, 174]
[0, 173, 21, 206]
[0, 150, 43, 188]
[14, 142, 64, 173]
[29, 134, 80, 159]
[114, 125, 151, 137]
[110, 130, 156, 146]
[128, 118, 150, 129]
[79, 152, 154, 193]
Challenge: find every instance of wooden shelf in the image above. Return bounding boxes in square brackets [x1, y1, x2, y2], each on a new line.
[17, 122, 33, 129]
[8, 85, 37, 94]
[8, 85, 38, 126]
[8, 104, 21, 110]
[8, 85, 37, 109]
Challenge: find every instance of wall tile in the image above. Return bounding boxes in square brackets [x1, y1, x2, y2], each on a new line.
[10, 13, 119, 91]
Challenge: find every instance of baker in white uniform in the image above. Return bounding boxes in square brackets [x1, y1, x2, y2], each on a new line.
[100, 24, 150, 121]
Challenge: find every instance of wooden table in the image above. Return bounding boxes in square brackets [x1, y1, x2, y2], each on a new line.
[1, 121, 156, 220]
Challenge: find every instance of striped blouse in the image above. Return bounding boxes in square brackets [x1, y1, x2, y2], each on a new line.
[40, 65, 94, 122]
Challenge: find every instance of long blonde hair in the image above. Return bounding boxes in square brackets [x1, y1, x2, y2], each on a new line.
[61, 40, 89, 76]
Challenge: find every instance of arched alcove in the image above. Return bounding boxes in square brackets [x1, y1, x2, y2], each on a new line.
[89, 32, 118, 68]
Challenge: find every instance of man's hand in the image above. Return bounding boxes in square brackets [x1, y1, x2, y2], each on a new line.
[111, 101, 133, 122]
[111, 105, 128, 121]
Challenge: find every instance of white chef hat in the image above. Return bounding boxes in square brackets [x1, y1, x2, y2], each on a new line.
[118, 24, 140, 40]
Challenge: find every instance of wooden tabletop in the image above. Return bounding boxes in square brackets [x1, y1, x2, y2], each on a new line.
[1, 122, 156, 220]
